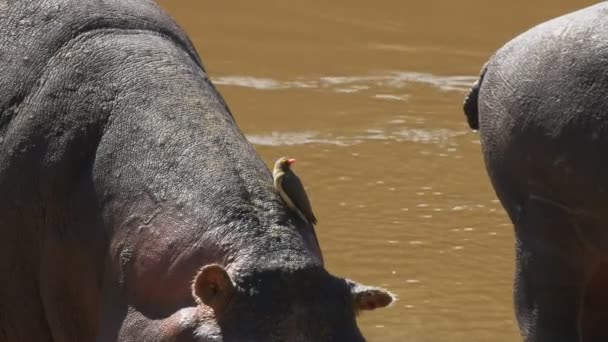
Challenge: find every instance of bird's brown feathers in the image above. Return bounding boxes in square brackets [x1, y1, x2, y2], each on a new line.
[280, 170, 317, 225]
[273, 157, 317, 225]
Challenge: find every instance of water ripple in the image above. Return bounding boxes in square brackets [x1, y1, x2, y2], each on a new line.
[213, 71, 477, 93]
[246, 128, 467, 146]
[246, 131, 353, 146]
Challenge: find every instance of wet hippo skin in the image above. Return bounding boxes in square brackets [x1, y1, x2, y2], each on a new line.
[465, 3, 608, 341]
[0, 0, 394, 341]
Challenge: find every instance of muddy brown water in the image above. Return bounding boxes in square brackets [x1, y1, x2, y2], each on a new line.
[156, 1, 598, 341]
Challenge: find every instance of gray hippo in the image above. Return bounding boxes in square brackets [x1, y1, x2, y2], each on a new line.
[0, 0, 394, 341]
[464, 3, 608, 341]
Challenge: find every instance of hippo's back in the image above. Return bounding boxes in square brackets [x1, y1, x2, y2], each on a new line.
[480, 2, 608, 132]
[477, 2, 608, 217]
[0, 0, 200, 122]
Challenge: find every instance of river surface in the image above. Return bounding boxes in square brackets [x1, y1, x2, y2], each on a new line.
[157, 1, 598, 341]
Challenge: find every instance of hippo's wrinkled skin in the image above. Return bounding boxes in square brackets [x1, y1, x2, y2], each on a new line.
[464, 3, 608, 341]
[0, 1, 394, 341]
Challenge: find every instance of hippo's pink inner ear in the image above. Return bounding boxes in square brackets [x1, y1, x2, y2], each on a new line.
[348, 280, 395, 312]
[192, 264, 235, 314]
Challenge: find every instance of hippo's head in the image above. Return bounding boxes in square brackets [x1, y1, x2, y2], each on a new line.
[163, 264, 394, 342]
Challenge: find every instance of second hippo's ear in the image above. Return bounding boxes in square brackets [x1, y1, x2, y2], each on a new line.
[347, 279, 395, 312]
[192, 264, 235, 315]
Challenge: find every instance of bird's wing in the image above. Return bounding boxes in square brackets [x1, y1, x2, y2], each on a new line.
[282, 171, 317, 224]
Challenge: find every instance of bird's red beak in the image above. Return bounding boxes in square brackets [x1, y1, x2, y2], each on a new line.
[287, 158, 296, 165]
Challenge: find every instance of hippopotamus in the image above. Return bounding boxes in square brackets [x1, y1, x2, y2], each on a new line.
[464, 3, 608, 341]
[0, 0, 394, 341]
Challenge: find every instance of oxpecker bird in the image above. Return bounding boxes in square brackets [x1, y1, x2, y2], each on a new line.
[273, 157, 318, 225]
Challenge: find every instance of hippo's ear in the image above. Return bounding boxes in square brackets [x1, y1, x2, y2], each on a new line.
[192, 264, 235, 315]
[347, 280, 395, 312]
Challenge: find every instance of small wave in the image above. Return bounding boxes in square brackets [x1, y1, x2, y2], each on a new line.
[366, 43, 488, 58]
[394, 128, 465, 143]
[374, 94, 410, 101]
[212, 71, 477, 93]
[246, 131, 353, 146]
[212, 76, 316, 90]
[352, 128, 467, 144]
[318, 72, 478, 92]
[246, 128, 466, 146]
